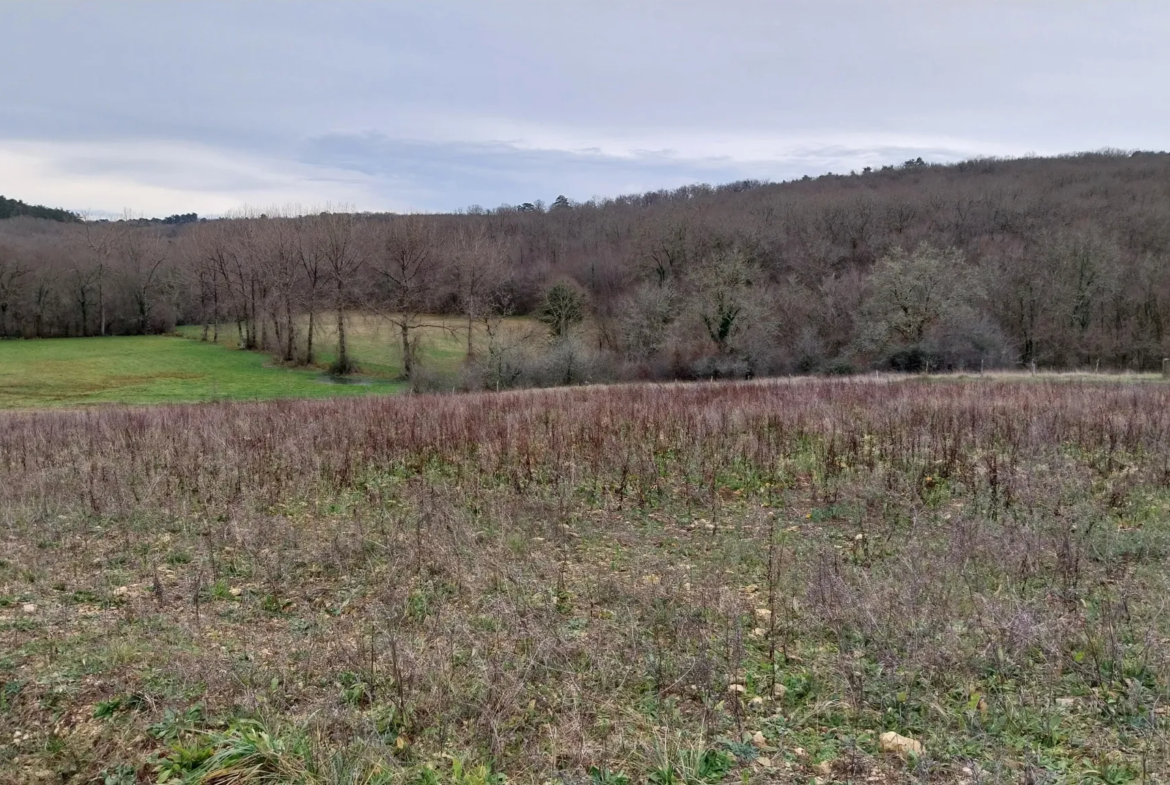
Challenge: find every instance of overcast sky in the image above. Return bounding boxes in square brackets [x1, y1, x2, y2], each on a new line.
[2, 1, 1168, 217]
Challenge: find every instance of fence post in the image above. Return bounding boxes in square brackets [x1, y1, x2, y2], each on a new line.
[1162, 358, 1169, 379]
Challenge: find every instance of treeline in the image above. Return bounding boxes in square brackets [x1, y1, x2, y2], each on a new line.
[0, 195, 80, 223]
[2, 150, 1170, 385]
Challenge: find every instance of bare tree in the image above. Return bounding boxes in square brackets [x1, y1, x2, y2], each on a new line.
[0, 241, 27, 338]
[310, 210, 366, 373]
[861, 244, 971, 347]
[448, 222, 510, 359]
[207, 219, 259, 349]
[118, 227, 171, 334]
[858, 243, 987, 370]
[253, 215, 300, 362]
[30, 279, 55, 338]
[636, 212, 693, 286]
[689, 248, 754, 355]
[68, 260, 99, 336]
[230, 213, 280, 352]
[180, 227, 220, 342]
[535, 280, 586, 340]
[294, 216, 324, 366]
[78, 218, 126, 336]
[371, 215, 448, 380]
[618, 281, 677, 362]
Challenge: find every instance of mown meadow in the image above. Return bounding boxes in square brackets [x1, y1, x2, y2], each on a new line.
[0, 336, 405, 409]
[0, 314, 542, 410]
[1, 378, 1169, 783]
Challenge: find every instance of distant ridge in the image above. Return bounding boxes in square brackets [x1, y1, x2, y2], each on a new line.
[0, 195, 80, 223]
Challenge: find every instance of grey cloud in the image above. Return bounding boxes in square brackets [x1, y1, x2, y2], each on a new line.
[2, 1, 1169, 215]
[299, 134, 983, 211]
[44, 150, 275, 193]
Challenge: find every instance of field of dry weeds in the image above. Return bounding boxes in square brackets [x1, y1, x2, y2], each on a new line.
[2, 378, 1169, 784]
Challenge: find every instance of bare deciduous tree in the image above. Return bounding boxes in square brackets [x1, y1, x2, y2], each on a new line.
[311, 210, 366, 373]
[689, 248, 754, 355]
[253, 215, 299, 362]
[0, 241, 27, 338]
[448, 222, 510, 359]
[118, 227, 170, 335]
[372, 215, 447, 380]
[76, 219, 115, 336]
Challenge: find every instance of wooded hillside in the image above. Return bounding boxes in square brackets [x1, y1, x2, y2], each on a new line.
[0, 195, 79, 223]
[2, 150, 1169, 381]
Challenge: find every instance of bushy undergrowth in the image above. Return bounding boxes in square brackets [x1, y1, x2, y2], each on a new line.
[1, 378, 1169, 783]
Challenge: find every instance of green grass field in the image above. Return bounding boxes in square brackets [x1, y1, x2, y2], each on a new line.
[0, 335, 406, 409]
[0, 315, 540, 409]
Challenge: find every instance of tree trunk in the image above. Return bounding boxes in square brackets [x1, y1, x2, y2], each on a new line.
[306, 309, 315, 365]
[247, 277, 258, 349]
[284, 298, 295, 362]
[467, 313, 474, 359]
[212, 278, 220, 343]
[200, 274, 210, 341]
[78, 292, 90, 337]
[98, 274, 106, 336]
[336, 307, 350, 373]
[273, 312, 283, 356]
[400, 321, 413, 380]
[137, 291, 149, 334]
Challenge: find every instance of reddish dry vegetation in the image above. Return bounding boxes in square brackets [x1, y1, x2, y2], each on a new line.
[2, 378, 1169, 783]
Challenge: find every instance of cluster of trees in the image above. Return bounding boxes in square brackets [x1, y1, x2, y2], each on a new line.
[0, 195, 79, 223]
[3, 150, 1170, 385]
